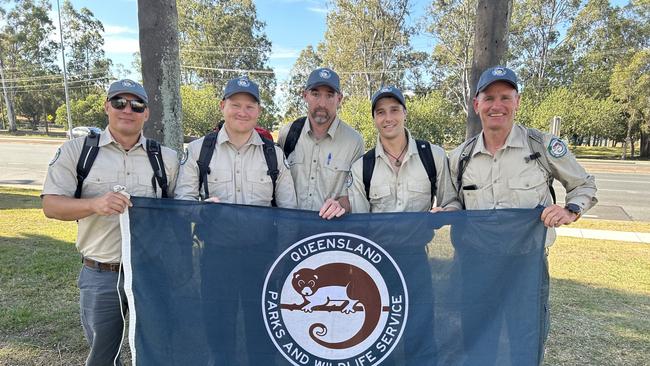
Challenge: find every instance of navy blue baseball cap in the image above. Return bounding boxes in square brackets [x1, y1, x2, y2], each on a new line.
[305, 67, 340, 93]
[223, 76, 260, 102]
[107, 79, 148, 103]
[475, 66, 518, 96]
[371, 86, 406, 116]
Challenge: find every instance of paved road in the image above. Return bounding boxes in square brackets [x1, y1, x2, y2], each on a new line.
[2, 137, 649, 221]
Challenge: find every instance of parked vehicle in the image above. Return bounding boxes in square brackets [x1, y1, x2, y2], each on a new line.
[66, 126, 102, 139]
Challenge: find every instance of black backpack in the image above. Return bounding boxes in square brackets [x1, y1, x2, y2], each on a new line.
[74, 131, 169, 198]
[196, 130, 279, 206]
[281, 117, 306, 158]
[362, 140, 437, 202]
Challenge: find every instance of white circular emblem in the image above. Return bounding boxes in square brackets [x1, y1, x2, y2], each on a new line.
[492, 67, 506, 76]
[121, 80, 134, 87]
[319, 69, 331, 79]
[262, 232, 408, 366]
[548, 137, 568, 158]
[380, 86, 392, 93]
[180, 148, 189, 165]
[345, 172, 353, 188]
[238, 78, 250, 87]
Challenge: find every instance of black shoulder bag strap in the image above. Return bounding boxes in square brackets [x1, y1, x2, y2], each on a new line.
[526, 127, 556, 204]
[282, 117, 306, 158]
[456, 135, 479, 209]
[145, 139, 169, 198]
[74, 131, 100, 199]
[197, 131, 219, 200]
[361, 148, 376, 201]
[415, 140, 437, 201]
[261, 137, 279, 207]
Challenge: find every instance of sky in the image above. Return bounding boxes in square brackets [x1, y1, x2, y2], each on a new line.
[54, 0, 433, 83]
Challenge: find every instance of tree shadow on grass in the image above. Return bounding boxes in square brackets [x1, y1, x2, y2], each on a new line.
[0, 192, 42, 210]
[545, 278, 650, 366]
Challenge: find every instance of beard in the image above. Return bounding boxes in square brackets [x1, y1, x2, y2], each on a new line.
[309, 108, 334, 125]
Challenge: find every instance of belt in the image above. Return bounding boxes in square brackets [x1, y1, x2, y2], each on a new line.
[83, 257, 122, 272]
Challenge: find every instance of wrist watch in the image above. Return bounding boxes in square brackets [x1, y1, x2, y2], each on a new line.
[565, 203, 582, 221]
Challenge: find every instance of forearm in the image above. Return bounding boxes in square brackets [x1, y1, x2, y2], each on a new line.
[42, 195, 95, 221]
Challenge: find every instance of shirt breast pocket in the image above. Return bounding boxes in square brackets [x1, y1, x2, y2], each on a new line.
[208, 169, 233, 202]
[132, 175, 156, 198]
[324, 158, 351, 190]
[508, 175, 547, 208]
[247, 170, 273, 206]
[369, 184, 392, 212]
[407, 179, 431, 204]
[83, 173, 119, 198]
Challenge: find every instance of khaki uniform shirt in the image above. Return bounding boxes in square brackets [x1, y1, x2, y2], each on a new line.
[174, 129, 297, 208]
[278, 117, 364, 210]
[348, 130, 461, 213]
[449, 124, 598, 245]
[42, 129, 179, 263]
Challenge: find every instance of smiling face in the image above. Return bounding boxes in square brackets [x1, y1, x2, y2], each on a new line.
[104, 93, 149, 141]
[303, 85, 342, 127]
[473, 81, 520, 134]
[220, 92, 261, 135]
[373, 97, 406, 141]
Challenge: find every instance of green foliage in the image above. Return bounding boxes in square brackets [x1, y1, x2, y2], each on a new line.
[54, 93, 106, 129]
[177, 0, 277, 127]
[339, 92, 465, 150]
[180, 84, 220, 137]
[517, 88, 625, 142]
[321, 0, 415, 98]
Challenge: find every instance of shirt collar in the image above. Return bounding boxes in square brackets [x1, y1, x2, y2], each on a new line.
[217, 127, 263, 146]
[101, 128, 146, 149]
[473, 124, 525, 156]
[374, 128, 417, 162]
[306, 116, 341, 139]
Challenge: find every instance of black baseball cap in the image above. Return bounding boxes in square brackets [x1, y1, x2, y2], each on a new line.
[305, 67, 340, 93]
[371, 86, 406, 116]
[475, 66, 518, 96]
[223, 76, 260, 102]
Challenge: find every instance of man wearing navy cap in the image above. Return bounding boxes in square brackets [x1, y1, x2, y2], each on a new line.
[278, 67, 364, 219]
[348, 85, 460, 213]
[42, 79, 179, 365]
[449, 66, 597, 364]
[175, 76, 297, 207]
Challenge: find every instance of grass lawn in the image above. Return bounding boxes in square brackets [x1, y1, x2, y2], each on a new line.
[1, 187, 648, 365]
[571, 145, 647, 160]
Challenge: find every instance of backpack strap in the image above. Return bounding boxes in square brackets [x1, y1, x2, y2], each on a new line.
[415, 140, 437, 202]
[456, 134, 480, 209]
[361, 148, 376, 201]
[526, 127, 556, 204]
[282, 117, 306, 158]
[261, 137, 279, 207]
[74, 131, 100, 198]
[197, 131, 218, 200]
[145, 138, 169, 198]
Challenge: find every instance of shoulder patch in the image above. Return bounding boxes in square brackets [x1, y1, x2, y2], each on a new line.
[547, 137, 568, 158]
[345, 171, 353, 188]
[180, 148, 189, 165]
[49, 148, 61, 166]
[283, 157, 290, 169]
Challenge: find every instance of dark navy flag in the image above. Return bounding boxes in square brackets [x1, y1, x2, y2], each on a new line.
[120, 197, 547, 366]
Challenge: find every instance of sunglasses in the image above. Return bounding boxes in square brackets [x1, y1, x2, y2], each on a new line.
[109, 97, 147, 113]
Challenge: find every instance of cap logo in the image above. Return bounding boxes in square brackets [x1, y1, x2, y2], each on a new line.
[238, 78, 250, 87]
[121, 80, 134, 87]
[492, 67, 506, 76]
[380, 86, 392, 93]
[319, 69, 331, 79]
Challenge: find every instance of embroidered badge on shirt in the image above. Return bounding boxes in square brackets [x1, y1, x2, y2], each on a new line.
[180, 148, 189, 165]
[548, 137, 568, 158]
[49, 148, 61, 166]
[283, 158, 290, 169]
[345, 172, 353, 188]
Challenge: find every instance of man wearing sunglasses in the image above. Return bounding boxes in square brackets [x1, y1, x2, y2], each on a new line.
[42, 79, 179, 366]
